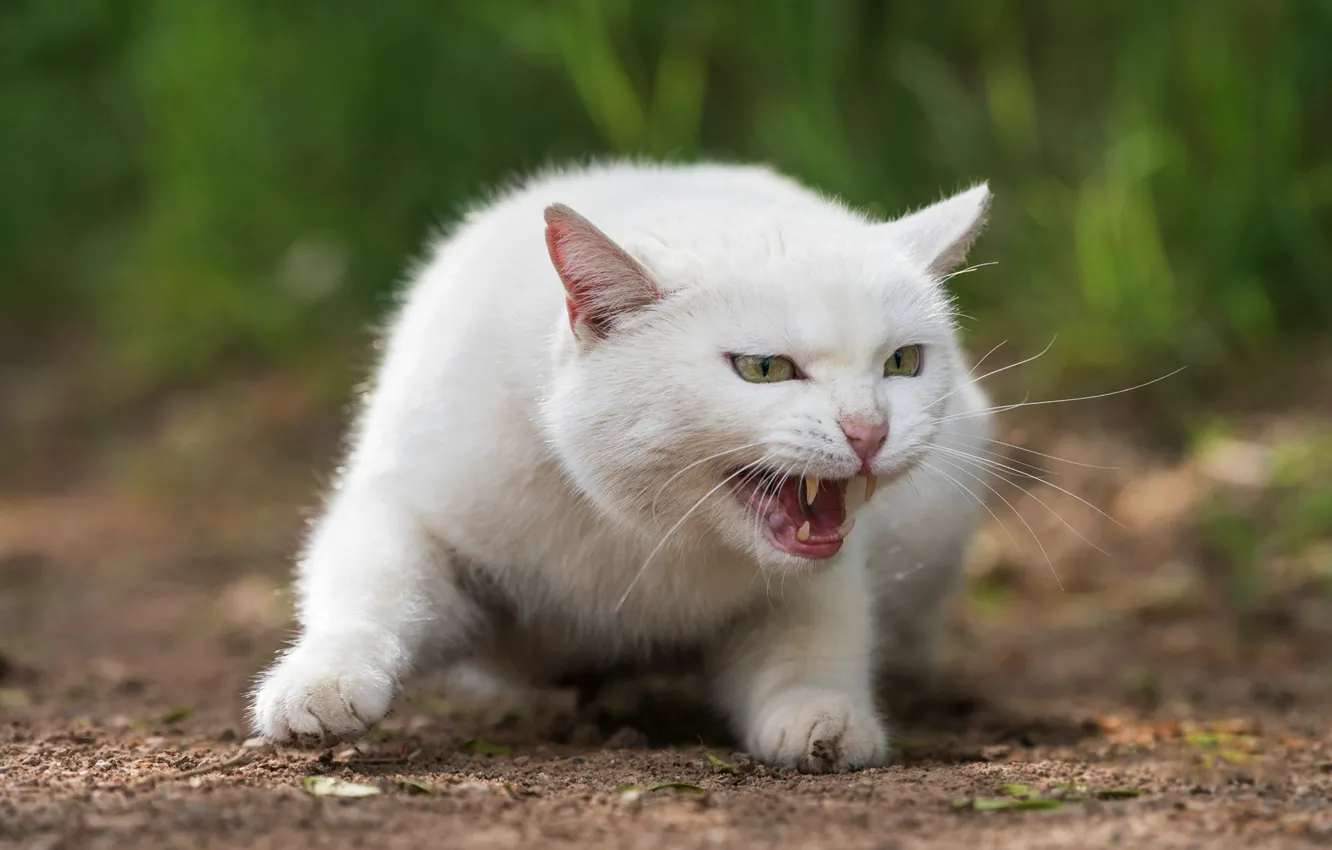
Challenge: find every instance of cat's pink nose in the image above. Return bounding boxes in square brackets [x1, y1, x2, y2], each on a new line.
[840, 420, 888, 471]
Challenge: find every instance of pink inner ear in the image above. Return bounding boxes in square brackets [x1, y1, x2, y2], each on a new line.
[544, 221, 591, 333]
[544, 204, 659, 340]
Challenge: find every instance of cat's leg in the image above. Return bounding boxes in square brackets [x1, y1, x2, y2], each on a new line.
[709, 559, 888, 773]
[250, 481, 478, 741]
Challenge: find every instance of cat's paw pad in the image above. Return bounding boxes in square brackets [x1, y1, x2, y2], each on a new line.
[251, 645, 396, 743]
[747, 688, 889, 774]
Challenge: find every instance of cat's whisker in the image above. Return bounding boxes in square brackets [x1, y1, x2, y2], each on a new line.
[778, 460, 815, 604]
[965, 339, 1008, 380]
[932, 443, 1124, 531]
[754, 461, 798, 608]
[618, 457, 773, 611]
[935, 366, 1188, 424]
[903, 467, 923, 499]
[938, 439, 1050, 476]
[914, 461, 1018, 550]
[938, 260, 999, 284]
[926, 335, 1057, 412]
[747, 465, 772, 565]
[927, 453, 1065, 591]
[647, 441, 767, 521]
[934, 443, 1055, 486]
[948, 434, 1120, 471]
[931, 446, 1112, 558]
[738, 460, 783, 588]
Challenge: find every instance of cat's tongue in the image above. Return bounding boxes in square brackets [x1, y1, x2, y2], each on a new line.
[765, 476, 851, 559]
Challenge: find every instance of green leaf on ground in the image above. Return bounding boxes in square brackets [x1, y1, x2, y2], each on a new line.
[704, 753, 738, 774]
[161, 707, 194, 724]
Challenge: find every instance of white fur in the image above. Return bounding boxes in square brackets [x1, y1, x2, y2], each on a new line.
[250, 160, 993, 772]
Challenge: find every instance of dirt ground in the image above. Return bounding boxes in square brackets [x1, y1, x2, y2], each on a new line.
[2, 370, 1331, 849]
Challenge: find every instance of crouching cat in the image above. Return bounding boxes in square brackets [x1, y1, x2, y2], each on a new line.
[251, 161, 994, 773]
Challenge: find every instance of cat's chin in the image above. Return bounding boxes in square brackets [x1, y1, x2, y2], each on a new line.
[730, 469, 876, 561]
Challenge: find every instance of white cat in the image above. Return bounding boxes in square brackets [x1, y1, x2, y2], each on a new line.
[250, 160, 994, 773]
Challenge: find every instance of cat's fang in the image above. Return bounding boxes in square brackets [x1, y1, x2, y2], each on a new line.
[864, 474, 878, 501]
[804, 476, 820, 505]
[795, 521, 812, 543]
[836, 517, 855, 537]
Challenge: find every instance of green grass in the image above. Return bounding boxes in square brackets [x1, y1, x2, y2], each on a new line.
[2, 0, 1330, 394]
[1196, 427, 1332, 630]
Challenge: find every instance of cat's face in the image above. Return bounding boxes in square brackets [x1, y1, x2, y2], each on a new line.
[543, 185, 989, 573]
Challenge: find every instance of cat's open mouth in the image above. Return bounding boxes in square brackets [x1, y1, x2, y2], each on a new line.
[730, 471, 876, 560]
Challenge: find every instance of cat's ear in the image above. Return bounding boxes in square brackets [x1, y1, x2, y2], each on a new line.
[544, 203, 660, 343]
[881, 183, 991, 278]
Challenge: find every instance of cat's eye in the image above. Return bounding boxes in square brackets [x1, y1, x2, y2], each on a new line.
[884, 345, 923, 377]
[732, 354, 798, 383]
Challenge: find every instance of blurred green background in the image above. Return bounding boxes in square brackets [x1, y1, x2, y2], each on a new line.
[5, 0, 1330, 399]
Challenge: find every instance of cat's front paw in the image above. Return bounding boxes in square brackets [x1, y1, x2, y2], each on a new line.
[745, 687, 889, 773]
[250, 641, 397, 743]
